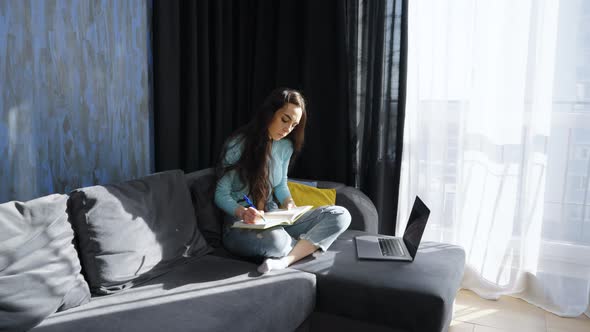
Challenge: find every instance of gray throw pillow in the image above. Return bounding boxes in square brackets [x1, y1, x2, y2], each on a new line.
[67, 169, 211, 295]
[0, 194, 91, 332]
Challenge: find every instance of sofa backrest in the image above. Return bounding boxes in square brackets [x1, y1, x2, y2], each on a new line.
[185, 168, 379, 239]
[185, 168, 224, 248]
[67, 169, 212, 294]
[1, 169, 216, 331]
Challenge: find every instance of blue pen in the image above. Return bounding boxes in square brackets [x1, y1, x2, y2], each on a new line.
[243, 194, 266, 221]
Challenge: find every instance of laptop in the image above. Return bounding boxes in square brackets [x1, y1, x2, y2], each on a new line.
[355, 196, 430, 261]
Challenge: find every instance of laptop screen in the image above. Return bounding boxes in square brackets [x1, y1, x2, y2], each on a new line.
[402, 196, 430, 258]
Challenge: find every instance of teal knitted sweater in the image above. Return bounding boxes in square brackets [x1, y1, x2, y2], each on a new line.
[214, 136, 293, 216]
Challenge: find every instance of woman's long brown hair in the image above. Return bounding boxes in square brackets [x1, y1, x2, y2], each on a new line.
[217, 88, 307, 210]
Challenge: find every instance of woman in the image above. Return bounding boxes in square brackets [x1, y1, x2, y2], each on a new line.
[214, 88, 351, 273]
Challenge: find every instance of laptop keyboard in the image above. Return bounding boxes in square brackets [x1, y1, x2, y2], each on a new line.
[378, 238, 404, 257]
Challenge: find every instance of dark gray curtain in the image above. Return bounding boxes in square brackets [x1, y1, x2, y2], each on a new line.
[152, 0, 353, 183]
[349, 0, 407, 235]
[152, 0, 407, 235]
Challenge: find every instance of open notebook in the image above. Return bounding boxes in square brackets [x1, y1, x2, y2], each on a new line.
[231, 205, 313, 230]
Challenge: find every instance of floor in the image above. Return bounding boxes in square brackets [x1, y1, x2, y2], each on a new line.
[451, 289, 590, 332]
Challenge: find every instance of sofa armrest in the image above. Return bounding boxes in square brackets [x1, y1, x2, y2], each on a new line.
[334, 186, 378, 233]
[302, 180, 378, 234]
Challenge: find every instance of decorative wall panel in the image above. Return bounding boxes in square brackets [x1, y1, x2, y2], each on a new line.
[0, 0, 151, 202]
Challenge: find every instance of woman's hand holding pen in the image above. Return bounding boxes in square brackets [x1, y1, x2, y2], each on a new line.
[238, 207, 265, 224]
[239, 195, 266, 224]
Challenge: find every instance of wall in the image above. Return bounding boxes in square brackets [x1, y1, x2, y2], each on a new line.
[0, 0, 152, 202]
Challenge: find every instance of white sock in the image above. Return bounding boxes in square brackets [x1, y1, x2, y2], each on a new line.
[257, 257, 290, 274]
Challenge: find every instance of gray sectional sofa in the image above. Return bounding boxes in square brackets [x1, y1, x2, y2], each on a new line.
[0, 168, 465, 332]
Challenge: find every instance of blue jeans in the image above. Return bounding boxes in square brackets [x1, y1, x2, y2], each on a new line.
[222, 205, 351, 259]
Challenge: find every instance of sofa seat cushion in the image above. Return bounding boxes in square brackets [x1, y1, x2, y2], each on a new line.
[0, 194, 90, 332]
[291, 230, 465, 332]
[67, 170, 212, 295]
[33, 255, 316, 332]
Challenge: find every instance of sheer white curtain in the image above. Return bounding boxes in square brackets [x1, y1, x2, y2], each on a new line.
[400, 0, 590, 317]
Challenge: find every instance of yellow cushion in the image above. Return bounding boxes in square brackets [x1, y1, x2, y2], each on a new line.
[287, 181, 336, 209]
